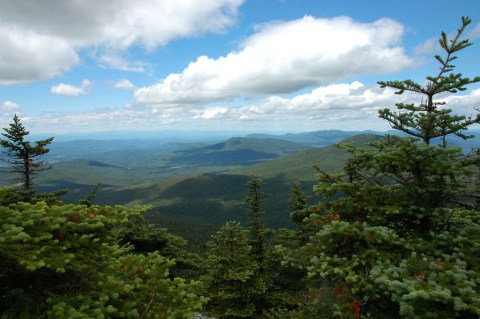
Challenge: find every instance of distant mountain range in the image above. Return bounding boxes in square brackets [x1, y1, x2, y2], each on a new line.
[29, 136, 311, 187]
[2, 129, 477, 249]
[247, 129, 384, 146]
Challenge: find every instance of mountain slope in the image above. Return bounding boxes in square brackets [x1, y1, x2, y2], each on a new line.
[247, 130, 384, 146]
[26, 137, 309, 190]
[164, 137, 309, 166]
[97, 134, 383, 210]
[89, 134, 383, 247]
[232, 133, 383, 181]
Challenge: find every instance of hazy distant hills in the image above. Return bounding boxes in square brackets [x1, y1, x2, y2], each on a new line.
[87, 134, 384, 246]
[250, 129, 480, 149]
[167, 137, 309, 166]
[233, 134, 384, 181]
[247, 129, 386, 146]
[2, 129, 477, 248]
[30, 136, 310, 187]
[3, 128, 477, 204]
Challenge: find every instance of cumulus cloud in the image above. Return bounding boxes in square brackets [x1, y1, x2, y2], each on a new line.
[135, 16, 414, 106]
[113, 79, 136, 90]
[22, 81, 480, 133]
[51, 79, 92, 97]
[0, 0, 244, 84]
[194, 107, 229, 119]
[414, 37, 438, 55]
[16, 82, 400, 132]
[0, 26, 79, 85]
[97, 53, 148, 72]
[213, 83, 480, 130]
[1, 100, 20, 110]
[0, 0, 244, 48]
[212, 82, 400, 123]
[438, 88, 480, 115]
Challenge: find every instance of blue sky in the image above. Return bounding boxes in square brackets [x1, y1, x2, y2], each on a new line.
[1, 0, 479, 135]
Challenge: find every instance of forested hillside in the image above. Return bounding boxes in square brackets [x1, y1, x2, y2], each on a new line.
[85, 134, 379, 246]
[1, 17, 479, 318]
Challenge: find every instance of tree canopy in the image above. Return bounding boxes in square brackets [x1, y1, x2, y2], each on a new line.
[0, 115, 54, 200]
[1, 16, 479, 319]
[281, 16, 480, 318]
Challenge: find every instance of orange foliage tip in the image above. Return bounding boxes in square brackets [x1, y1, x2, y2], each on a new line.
[56, 231, 65, 241]
[349, 301, 361, 319]
[68, 214, 81, 223]
[325, 213, 340, 221]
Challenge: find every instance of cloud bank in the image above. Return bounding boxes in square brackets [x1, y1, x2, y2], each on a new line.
[135, 16, 414, 106]
[1, 100, 20, 111]
[113, 79, 136, 90]
[51, 80, 92, 97]
[0, 0, 244, 84]
[0, 26, 79, 85]
[25, 83, 480, 134]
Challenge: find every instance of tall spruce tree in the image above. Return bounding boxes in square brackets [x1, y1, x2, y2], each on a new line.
[289, 182, 312, 238]
[378, 16, 480, 146]
[0, 115, 53, 199]
[244, 175, 271, 262]
[283, 17, 480, 318]
[202, 221, 266, 319]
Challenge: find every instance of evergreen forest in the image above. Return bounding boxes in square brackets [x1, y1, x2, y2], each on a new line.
[1, 17, 480, 319]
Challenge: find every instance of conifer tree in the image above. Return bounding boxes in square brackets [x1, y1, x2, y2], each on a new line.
[202, 221, 266, 319]
[283, 17, 480, 318]
[78, 182, 101, 207]
[378, 16, 480, 146]
[288, 182, 313, 238]
[0, 115, 53, 200]
[244, 175, 271, 261]
[289, 182, 310, 214]
[0, 195, 205, 318]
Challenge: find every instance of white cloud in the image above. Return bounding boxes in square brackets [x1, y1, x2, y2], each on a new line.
[51, 79, 92, 97]
[97, 53, 148, 72]
[227, 83, 479, 132]
[1, 100, 20, 110]
[21, 81, 480, 133]
[0, 0, 244, 84]
[194, 107, 229, 119]
[113, 79, 136, 90]
[414, 37, 437, 55]
[135, 16, 414, 106]
[0, 0, 244, 48]
[0, 26, 79, 85]
[438, 88, 480, 115]
[216, 82, 403, 123]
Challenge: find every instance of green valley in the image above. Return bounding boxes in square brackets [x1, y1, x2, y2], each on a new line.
[2, 130, 477, 248]
[8, 132, 382, 248]
[2, 15, 479, 319]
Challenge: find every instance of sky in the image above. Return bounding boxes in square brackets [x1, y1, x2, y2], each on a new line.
[0, 0, 479, 135]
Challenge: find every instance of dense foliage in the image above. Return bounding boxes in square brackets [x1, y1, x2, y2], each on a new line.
[202, 221, 266, 318]
[1, 17, 479, 319]
[279, 16, 480, 318]
[0, 187, 205, 318]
